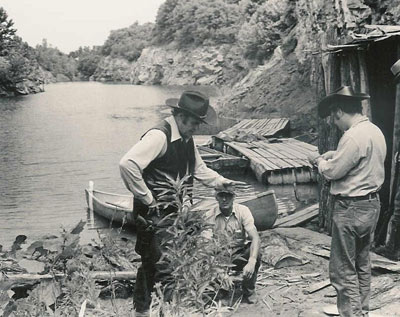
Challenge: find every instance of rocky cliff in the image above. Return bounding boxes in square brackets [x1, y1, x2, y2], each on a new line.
[92, 0, 399, 139]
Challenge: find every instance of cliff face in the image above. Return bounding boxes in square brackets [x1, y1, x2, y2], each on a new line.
[92, 45, 247, 86]
[91, 0, 397, 137]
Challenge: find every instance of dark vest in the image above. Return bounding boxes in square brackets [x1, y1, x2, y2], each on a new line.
[142, 119, 196, 202]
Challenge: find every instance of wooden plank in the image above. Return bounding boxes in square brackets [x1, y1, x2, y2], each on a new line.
[280, 209, 319, 227]
[254, 141, 309, 167]
[0, 270, 137, 286]
[358, 50, 372, 119]
[252, 147, 298, 169]
[226, 142, 281, 170]
[274, 203, 319, 227]
[264, 143, 311, 166]
[307, 279, 331, 294]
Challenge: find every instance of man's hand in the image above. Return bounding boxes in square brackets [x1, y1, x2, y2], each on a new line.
[321, 150, 335, 160]
[147, 197, 160, 217]
[220, 179, 247, 189]
[243, 258, 256, 279]
[307, 152, 321, 166]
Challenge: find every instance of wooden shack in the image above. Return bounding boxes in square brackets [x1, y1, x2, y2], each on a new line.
[316, 25, 400, 242]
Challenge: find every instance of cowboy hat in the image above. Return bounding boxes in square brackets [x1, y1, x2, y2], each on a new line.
[318, 86, 370, 118]
[391, 59, 400, 83]
[165, 90, 210, 124]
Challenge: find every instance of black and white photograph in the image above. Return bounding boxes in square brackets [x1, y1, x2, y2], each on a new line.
[1, 1, 400, 316]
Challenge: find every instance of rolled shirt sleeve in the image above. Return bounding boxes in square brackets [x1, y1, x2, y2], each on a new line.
[239, 205, 257, 233]
[119, 130, 167, 205]
[193, 146, 227, 188]
[317, 135, 361, 181]
[120, 130, 227, 205]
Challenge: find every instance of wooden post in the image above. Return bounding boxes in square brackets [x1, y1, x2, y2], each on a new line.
[390, 44, 400, 201]
[317, 50, 341, 233]
[358, 49, 372, 118]
[340, 52, 351, 86]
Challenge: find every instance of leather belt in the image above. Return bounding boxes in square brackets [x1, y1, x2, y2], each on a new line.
[336, 192, 378, 201]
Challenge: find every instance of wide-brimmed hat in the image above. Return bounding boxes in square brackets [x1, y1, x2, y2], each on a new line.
[317, 86, 370, 118]
[165, 90, 210, 124]
[391, 59, 400, 83]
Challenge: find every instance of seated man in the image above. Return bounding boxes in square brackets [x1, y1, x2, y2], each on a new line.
[205, 186, 261, 304]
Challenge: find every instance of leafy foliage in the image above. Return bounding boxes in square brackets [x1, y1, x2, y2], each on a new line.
[70, 46, 102, 79]
[149, 175, 243, 316]
[153, 0, 241, 46]
[101, 22, 153, 61]
[237, 0, 297, 63]
[0, 7, 16, 56]
[35, 39, 78, 80]
[0, 220, 139, 316]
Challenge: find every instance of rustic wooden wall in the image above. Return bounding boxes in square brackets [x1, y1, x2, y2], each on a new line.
[317, 47, 372, 233]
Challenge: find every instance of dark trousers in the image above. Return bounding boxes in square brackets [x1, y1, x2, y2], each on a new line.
[232, 243, 261, 296]
[133, 201, 175, 313]
[329, 197, 380, 317]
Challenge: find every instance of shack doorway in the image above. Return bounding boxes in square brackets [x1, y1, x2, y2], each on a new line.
[366, 38, 398, 243]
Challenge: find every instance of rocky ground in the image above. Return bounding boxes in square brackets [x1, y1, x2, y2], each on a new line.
[2, 220, 400, 317]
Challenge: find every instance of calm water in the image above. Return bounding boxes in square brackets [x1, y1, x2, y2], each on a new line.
[0, 82, 318, 249]
[0, 82, 221, 248]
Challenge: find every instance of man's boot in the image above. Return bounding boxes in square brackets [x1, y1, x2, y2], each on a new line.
[384, 219, 400, 261]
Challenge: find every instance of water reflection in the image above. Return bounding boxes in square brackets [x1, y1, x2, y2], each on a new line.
[0, 82, 318, 249]
[0, 82, 218, 248]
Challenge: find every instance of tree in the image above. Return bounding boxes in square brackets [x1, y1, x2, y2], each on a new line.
[101, 22, 153, 61]
[153, 0, 241, 47]
[0, 7, 17, 56]
[35, 39, 78, 80]
[237, 0, 297, 63]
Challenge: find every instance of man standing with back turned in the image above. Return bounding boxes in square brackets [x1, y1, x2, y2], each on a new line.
[309, 86, 386, 317]
[119, 90, 243, 315]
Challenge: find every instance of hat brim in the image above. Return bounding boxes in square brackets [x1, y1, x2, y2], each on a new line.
[318, 94, 370, 118]
[215, 190, 235, 195]
[165, 98, 209, 124]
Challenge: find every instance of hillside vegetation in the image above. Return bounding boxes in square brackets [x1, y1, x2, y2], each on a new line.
[2, 0, 400, 132]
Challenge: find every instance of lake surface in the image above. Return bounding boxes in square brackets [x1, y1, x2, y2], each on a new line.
[0, 82, 318, 249]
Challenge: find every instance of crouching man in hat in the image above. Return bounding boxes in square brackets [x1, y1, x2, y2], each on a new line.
[308, 86, 386, 317]
[119, 90, 244, 315]
[204, 185, 261, 304]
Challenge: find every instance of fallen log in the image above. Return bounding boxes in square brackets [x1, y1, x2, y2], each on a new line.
[261, 232, 306, 269]
[0, 270, 136, 288]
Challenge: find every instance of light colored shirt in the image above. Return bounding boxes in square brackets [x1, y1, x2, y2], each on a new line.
[119, 116, 226, 205]
[317, 116, 386, 197]
[204, 203, 257, 245]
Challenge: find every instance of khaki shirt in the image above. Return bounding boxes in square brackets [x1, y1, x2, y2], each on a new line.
[318, 116, 386, 197]
[204, 203, 257, 245]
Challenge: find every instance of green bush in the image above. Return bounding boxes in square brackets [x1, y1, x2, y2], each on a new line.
[150, 175, 243, 316]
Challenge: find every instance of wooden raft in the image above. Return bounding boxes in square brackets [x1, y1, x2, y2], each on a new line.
[198, 145, 249, 175]
[224, 138, 319, 185]
[212, 118, 290, 152]
[218, 118, 290, 138]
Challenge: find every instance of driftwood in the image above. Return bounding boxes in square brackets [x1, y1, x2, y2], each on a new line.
[306, 279, 331, 294]
[261, 233, 305, 269]
[0, 270, 136, 289]
[274, 203, 319, 228]
[273, 227, 400, 273]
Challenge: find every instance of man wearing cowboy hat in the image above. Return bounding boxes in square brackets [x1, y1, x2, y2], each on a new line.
[204, 185, 261, 304]
[308, 86, 386, 317]
[119, 90, 243, 314]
